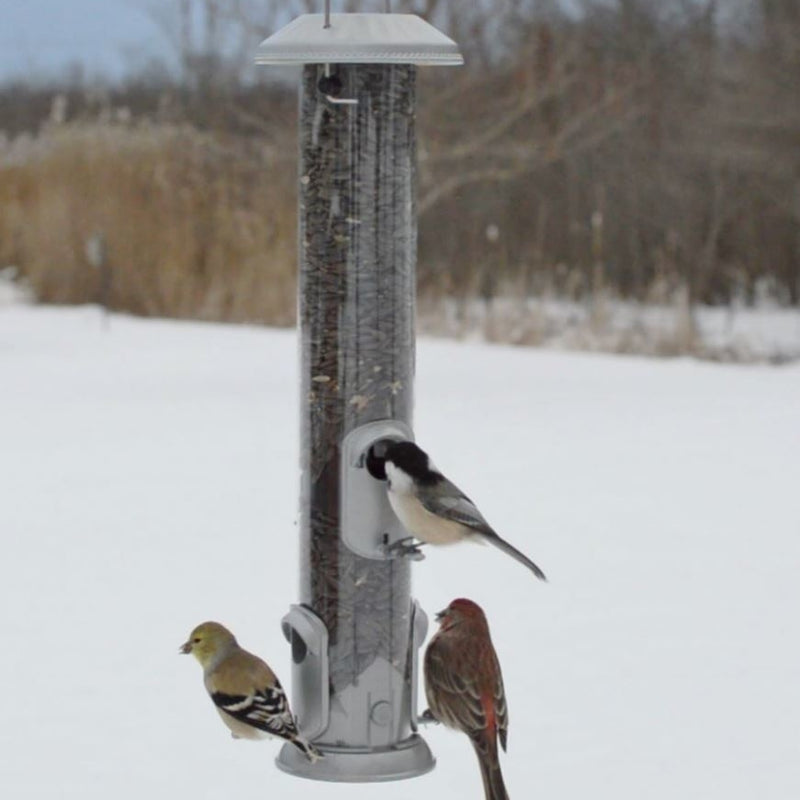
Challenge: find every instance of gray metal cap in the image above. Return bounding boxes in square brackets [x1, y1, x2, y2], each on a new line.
[255, 13, 463, 66]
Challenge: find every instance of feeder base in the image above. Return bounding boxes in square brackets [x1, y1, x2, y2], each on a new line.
[275, 734, 435, 782]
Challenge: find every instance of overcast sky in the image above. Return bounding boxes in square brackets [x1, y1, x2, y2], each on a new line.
[0, 0, 172, 83]
[0, 1, 750, 85]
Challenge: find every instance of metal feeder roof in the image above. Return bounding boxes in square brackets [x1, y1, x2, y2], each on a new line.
[255, 13, 463, 66]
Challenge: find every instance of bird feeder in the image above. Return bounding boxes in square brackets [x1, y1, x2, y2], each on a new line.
[255, 4, 462, 783]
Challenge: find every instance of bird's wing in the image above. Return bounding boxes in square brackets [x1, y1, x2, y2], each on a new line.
[494, 655, 509, 752]
[417, 479, 495, 534]
[419, 479, 547, 579]
[208, 650, 298, 738]
[418, 479, 546, 581]
[425, 632, 510, 755]
[210, 682, 297, 738]
[424, 639, 487, 734]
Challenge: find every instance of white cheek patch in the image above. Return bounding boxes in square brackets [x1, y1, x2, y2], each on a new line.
[385, 462, 416, 495]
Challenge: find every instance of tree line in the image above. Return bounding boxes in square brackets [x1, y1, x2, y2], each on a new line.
[0, 0, 797, 321]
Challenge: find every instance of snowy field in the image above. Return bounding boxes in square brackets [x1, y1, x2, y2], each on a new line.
[420, 294, 800, 363]
[1, 304, 799, 800]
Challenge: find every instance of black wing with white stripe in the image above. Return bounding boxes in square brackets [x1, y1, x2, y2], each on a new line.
[211, 682, 298, 738]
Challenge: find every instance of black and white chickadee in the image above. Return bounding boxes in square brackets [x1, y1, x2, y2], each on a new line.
[374, 440, 546, 581]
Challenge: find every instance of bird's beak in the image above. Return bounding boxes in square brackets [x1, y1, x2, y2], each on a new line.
[179, 640, 192, 655]
[435, 608, 447, 623]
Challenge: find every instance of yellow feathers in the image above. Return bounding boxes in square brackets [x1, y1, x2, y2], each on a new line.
[179, 621, 237, 668]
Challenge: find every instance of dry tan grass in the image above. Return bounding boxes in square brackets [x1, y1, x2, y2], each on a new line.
[1, 121, 794, 363]
[0, 121, 297, 324]
[417, 273, 714, 359]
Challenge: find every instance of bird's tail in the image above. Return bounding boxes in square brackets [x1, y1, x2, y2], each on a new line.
[289, 734, 323, 763]
[470, 736, 509, 800]
[483, 531, 547, 581]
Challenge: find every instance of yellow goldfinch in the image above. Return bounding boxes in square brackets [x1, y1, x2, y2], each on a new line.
[180, 621, 320, 762]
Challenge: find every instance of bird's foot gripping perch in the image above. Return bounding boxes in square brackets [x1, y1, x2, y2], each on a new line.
[382, 533, 425, 561]
[417, 708, 440, 726]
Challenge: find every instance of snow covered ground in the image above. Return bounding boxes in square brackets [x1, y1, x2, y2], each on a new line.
[1, 304, 799, 800]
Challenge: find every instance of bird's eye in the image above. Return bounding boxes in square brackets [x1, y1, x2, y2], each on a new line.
[193, 637, 201, 644]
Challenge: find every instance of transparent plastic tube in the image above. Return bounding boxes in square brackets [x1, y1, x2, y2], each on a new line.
[297, 62, 421, 755]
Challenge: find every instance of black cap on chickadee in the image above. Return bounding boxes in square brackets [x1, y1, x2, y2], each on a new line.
[366, 438, 398, 481]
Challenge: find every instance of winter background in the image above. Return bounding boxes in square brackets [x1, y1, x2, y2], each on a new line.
[2, 1, 800, 798]
[1, 292, 799, 799]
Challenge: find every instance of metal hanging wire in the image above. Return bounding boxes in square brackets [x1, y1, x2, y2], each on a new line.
[325, 0, 392, 28]
[321, 2, 358, 105]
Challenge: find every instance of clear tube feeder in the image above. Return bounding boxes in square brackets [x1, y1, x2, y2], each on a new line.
[255, 6, 463, 783]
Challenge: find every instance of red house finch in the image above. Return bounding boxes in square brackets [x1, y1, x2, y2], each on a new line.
[424, 598, 510, 800]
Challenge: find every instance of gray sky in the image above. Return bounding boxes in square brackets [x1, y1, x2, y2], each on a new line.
[0, 0, 170, 83]
[0, 1, 745, 85]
